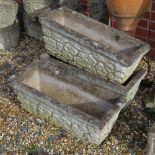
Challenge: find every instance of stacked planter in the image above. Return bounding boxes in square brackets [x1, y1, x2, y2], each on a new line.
[23, 0, 53, 39]
[0, 0, 20, 50]
[10, 7, 150, 145]
[39, 7, 149, 84]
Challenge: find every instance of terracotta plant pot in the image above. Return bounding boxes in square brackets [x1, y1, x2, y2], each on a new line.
[106, 0, 150, 31]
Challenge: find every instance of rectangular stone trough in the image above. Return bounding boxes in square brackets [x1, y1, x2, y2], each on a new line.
[10, 54, 146, 145]
[147, 123, 155, 155]
[39, 7, 150, 84]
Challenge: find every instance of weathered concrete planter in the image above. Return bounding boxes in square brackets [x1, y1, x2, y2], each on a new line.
[0, 19, 20, 50]
[10, 54, 146, 145]
[39, 7, 150, 84]
[0, 0, 18, 29]
[23, 0, 51, 14]
[23, 12, 43, 39]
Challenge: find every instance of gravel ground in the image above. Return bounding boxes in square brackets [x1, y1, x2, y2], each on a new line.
[0, 33, 155, 155]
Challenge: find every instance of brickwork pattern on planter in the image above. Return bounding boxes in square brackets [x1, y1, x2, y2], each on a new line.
[112, 1, 155, 58]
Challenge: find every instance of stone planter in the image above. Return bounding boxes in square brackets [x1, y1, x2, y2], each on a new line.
[0, 19, 20, 50]
[23, 12, 43, 39]
[39, 7, 150, 84]
[0, 0, 18, 29]
[10, 53, 146, 145]
[23, 0, 52, 14]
